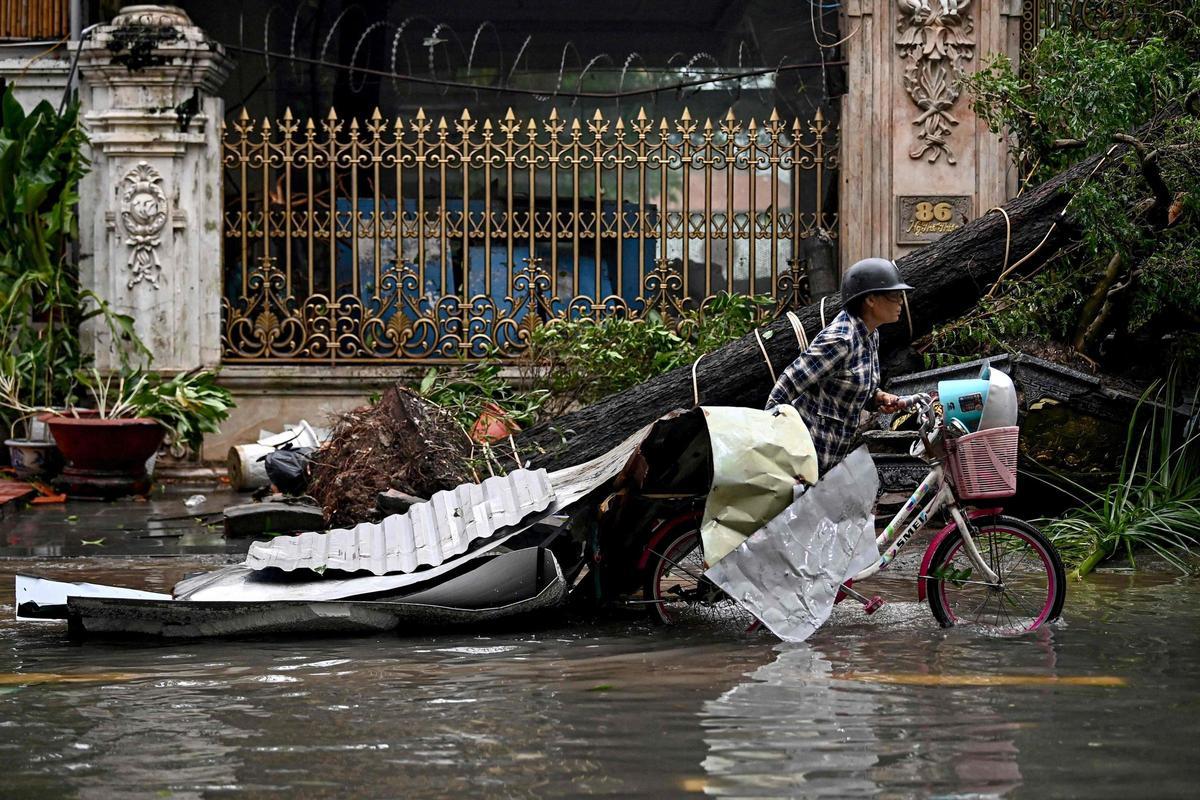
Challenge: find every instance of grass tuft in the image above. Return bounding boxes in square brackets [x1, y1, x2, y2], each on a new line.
[1036, 369, 1200, 577]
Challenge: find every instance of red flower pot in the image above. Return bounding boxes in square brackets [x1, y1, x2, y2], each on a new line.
[45, 412, 164, 498]
[471, 402, 521, 444]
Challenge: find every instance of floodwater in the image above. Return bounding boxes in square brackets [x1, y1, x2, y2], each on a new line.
[0, 496, 1198, 797]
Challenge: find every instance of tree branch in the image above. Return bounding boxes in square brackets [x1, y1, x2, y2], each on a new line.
[1113, 132, 1172, 228]
[1079, 266, 1140, 354]
[1072, 251, 1124, 353]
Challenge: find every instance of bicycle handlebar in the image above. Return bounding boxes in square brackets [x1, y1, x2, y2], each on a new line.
[895, 393, 932, 412]
[894, 393, 939, 457]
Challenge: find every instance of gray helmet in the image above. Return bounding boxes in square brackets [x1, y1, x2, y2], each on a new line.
[841, 257, 913, 305]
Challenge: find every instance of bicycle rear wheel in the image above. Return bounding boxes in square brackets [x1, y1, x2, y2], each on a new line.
[644, 527, 744, 626]
[925, 515, 1065, 633]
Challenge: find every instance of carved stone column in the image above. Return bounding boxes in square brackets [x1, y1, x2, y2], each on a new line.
[839, 0, 1023, 268]
[77, 5, 232, 371]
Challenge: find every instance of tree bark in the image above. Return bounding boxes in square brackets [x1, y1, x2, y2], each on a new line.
[511, 148, 1118, 473]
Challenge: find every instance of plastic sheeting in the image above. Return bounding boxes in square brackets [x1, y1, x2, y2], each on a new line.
[700, 405, 819, 565]
[705, 447, 880, 643]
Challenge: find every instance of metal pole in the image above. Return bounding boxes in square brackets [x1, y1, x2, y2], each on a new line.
[69, 0, 81, 41]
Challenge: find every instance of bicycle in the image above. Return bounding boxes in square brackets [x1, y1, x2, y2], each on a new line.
[640, 394, 1067, 635]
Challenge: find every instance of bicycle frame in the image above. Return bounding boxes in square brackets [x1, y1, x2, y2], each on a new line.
[849, 463, 1001, 586]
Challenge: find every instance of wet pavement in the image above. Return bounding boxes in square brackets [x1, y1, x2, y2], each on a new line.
[1, 494, 1198, 798]
[0, 486, 243, 560]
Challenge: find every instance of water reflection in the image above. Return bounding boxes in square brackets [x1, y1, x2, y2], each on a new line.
[68, 677, 248, 800]
[1, 564, 1198, 798]
[700, 628, 1032, 797]
[702, 646, 881, 797]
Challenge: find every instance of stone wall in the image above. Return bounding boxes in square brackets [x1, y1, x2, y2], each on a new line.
[0, 48, 72, 111]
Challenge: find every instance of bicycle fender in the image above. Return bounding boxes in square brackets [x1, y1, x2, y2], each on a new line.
[917, 508, 1003, 602]
[636, 511, 703, 571]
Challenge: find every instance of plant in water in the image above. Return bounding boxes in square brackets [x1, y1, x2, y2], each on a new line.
[1039, 372, 1200, 577]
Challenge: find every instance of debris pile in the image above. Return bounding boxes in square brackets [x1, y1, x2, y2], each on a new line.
[307, 384, 473, 527]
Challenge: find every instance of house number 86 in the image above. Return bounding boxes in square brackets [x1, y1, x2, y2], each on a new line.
[915, 201, 954, 222]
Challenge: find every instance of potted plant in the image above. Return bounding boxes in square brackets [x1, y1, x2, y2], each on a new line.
[0, 354, 64, 479]
[0, 87, 237, 494]
[39, 368, 235, 498]
[38, 371, 160, 497]
[3, 422, 60, 480]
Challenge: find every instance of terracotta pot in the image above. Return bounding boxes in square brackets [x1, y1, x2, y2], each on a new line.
[45, 413, 164, 498]
[471, 402, 521, 444]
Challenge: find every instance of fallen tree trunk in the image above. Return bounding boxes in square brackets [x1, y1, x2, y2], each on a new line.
[511, 147, 1119, 473]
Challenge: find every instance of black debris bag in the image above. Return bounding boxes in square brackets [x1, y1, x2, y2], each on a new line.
[260, 445, 315, 496]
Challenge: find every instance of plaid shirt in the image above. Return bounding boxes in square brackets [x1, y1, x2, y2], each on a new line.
[765, 309, 880, 474]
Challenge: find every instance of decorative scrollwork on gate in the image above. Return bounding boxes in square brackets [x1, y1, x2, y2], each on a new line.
[221, 106, 836, 363]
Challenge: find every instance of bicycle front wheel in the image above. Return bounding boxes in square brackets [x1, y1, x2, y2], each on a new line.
[925, 515, 1066, 634]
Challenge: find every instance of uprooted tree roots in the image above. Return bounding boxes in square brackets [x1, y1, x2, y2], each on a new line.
[307, 385, 475, 527]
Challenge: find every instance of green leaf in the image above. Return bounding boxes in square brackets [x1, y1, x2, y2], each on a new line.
[419, 368, 438, 395]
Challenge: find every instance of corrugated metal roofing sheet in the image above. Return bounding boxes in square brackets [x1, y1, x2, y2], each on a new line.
[175, 425, 654, 603]
[173, 536, 514, 602]
[243, 469, 555, 576]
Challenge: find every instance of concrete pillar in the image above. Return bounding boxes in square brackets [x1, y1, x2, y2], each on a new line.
[76, 5, 232, 372]
[839, 0, 1023, 268]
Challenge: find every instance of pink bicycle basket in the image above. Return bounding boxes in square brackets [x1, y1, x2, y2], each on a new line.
[945, 426, 1020, 500]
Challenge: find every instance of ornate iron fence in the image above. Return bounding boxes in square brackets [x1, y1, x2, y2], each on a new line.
[221, 106, 837, 363]
[1021, 1, 1187, 54]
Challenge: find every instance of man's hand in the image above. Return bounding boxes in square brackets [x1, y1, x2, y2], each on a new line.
[875, 391, 903, 414]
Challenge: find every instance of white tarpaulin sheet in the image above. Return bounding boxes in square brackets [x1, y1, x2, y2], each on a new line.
[705, 446, 880, 642]
[700, 405, 819, 565]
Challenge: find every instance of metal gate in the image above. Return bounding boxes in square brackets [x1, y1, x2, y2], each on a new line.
[1019, 1, 1186, 54]
[221, 106, 838, 363]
